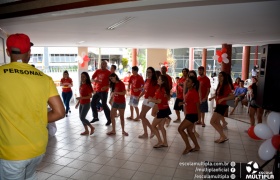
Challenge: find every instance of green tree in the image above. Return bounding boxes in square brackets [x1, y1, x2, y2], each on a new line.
[122, 57, 128, 68]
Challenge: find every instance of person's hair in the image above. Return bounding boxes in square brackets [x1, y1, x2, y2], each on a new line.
[111, 65, 116, 70]
[188, 76, 198, 89]
[109, 73, 121, 92]
[147, 67, 157, 86]
[63, 70, 69, 75]
[80, 72, 91, 87]
[216, 71, 229, 96]
[182, 68, 189, 73]
[175, 77, 179, 80]
[188, 71, 199, 91]
[235, 77, 241, 83]
[155, 70, 161, 79]
[127, 71, 131, 74]
[188, 70, 197, 78]
[227, 74, 234, 90]
[252, 77, 258, 82]
[198, 66, 205, 71]
[132, 66, 139, 72]
[240, 80, 244, 83]
[159, 75, 170, 99]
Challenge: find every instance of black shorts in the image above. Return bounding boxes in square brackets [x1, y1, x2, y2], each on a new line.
[214, 104, 228, 116]
[157, 108, 172, 119]
[200, 101, 208, 113]
[185, 114, 198, 123]
[173, 98, 183, 111]
[250, 100, 260, 109]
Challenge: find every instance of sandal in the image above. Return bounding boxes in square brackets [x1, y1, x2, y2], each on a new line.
[153, 144, 163, 148]
[182, 148, 192, 155]
[126, 117, 133, 120]
[122, 131, 129, 136]
[138, 134, 148, 138]
[217, 138, 229, 144]
[106, 131, 116, 135]
[202, 123, 206, 127]
[80, 132, 89, 135]
[150, 133, 155, 139]
[190, 148, 200, 152]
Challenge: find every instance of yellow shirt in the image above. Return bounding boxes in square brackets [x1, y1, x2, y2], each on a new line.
[0, 62, 59, 160]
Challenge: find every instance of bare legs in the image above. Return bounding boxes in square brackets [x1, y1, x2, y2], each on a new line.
[128, 106, 140, 120]
[249, 107, 264, 126]
[152, 118, 168, 147]
[210, 112, 228, 143]
[139, 105, 153, 138]
[174, 110, 181, 122]
[107, 108, 128, 136]
[178, 120, 200, 154]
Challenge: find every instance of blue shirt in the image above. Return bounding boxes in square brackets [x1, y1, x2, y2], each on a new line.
[234, 87, 247, 96]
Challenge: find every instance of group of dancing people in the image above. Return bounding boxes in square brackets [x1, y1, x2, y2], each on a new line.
[60, 60, 237, 154]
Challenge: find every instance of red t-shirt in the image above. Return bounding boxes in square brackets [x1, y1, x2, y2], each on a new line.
[113, 81, 126, 103]
[154, 87, 169, 110]
[123, 76, 130, 83]
[177, 77, 186, 99]
[197, 76, 211, 99]
[184, 88, 199, 114]
[79, 84, 93, 104]
[215, 85, 232, 105]
[165, 74, 173, 90]
[144, 79, 159, 99]
[233, 82, 239, 90]
[60, 78, 72, 92]
[92, 69, 111, 92]
[129, 74, 144, 96]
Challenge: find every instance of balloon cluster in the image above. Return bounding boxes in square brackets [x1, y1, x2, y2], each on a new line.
[248, 112, 280, 161]
[76, 52, 90, 67]
[212, 48, 229, 64]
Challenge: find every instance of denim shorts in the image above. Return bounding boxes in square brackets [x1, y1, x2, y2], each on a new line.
[112, 102, 126, 109]
[0, 154, 44, 180]
[128, 95, 140, 107]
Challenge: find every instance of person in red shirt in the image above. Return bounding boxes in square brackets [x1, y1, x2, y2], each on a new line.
[60, 70, 73, 117]
[233, 77, 241, 90]
[173, 68, 188, 123]
[106, 73, 128, 136]
[127, 66, 144, 121]
[90, 60, 112, 126]
[178, 76, 200, 154]
[209, 71, 234, 143]
[160, 65, 173, 126]
[197, 66, 211, 127]
[75, 72, 95, 135]
[138, 67, 159, 139]
[123, 71, 131, 85]
[148, 75, 171, 148]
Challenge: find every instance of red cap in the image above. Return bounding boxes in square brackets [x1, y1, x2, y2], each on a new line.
[6, 33, 33, 54]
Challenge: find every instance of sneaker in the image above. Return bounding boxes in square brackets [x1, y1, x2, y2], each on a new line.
[69, 110, 71, 113]
[173, 119, 181, 123]
[90, 118, 99, 123]
[65, 114, 68, 117]
[105, 122, 111, 126]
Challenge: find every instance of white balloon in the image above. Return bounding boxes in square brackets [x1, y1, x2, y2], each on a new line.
[267, 111, 280, 135]
[221, 53, 228, 58]
[223, 58, 229, 63]
[212, 55, 219, 60]
[258, 138, 276, 161]
[254, 123, 274, 139]
[76, 56, 83, 64]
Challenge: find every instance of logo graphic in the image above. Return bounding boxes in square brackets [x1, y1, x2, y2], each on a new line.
[246, 161, 259, 174]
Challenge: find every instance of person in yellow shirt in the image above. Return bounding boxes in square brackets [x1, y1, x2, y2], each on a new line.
[0, 33, 65, 179]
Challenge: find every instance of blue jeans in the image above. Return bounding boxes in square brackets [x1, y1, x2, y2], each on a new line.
[79, 103, 91, 126]
[62, 91, 72, 114]
[91, 91, 111, 122]
[0, 154, 44, 180]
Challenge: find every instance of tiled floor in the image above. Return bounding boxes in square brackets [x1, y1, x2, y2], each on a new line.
[37, 99, 274, 180]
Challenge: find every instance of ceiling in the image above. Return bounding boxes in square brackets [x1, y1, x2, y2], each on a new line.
[0, 0, 280, 49]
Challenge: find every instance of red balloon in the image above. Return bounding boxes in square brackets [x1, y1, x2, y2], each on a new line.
[81, 62, 85, 67]
[272, 135, 280, 151]
[222, 48, 227, 53]
[218, 56, 223, 63]
[216, 50, 222, 56]
[248, 126, 262, 140]
[83, 55, 90, 62]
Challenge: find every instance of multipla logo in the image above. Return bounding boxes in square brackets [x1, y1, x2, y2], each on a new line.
[245, 161, 274, 179]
